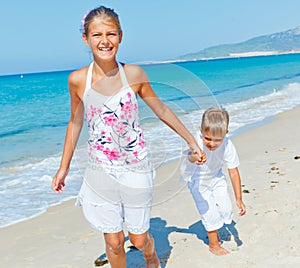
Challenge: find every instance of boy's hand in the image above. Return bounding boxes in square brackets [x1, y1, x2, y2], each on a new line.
[237, 200, 246, 216]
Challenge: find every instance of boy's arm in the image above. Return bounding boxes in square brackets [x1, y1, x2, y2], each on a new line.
[228, 167, 246, 216]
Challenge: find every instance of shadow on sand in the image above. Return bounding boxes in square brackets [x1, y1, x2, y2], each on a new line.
[95, 217, 242, 267]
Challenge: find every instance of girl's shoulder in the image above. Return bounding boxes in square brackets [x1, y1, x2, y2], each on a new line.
[121, 63, 148, 83]
[68, 66, 89, 85]
[68, 65, 89, 96]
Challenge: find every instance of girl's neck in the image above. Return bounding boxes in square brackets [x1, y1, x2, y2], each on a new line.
[93, 60, 119, 77]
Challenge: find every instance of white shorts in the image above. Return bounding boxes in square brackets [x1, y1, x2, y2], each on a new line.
[76, 159, 155, 234]
[188, 177, 232, 232]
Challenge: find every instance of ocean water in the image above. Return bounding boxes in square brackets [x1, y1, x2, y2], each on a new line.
[1, 53, 300, 228]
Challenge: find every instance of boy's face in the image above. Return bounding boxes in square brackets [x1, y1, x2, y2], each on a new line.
[201, 129, 225, 151]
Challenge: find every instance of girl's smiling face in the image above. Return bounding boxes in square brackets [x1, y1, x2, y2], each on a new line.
[83, 18, 122, 61]
[201, 129, 225, 151]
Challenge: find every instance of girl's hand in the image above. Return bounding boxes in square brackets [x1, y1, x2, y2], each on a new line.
[195, 151, 206, 165]
[52, 169, 69, 193]
[189, 144, 206, 164]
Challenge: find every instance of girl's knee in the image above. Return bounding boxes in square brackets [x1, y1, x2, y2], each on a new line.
[106, 240, 124, 255]
[105, 233, 125, 255]
[129, 232, 152, 250]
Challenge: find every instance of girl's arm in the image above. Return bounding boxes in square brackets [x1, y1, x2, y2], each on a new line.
[52, 71, 85, 193]
[228, 167, 246, 216]
[128, 65, 206, 162]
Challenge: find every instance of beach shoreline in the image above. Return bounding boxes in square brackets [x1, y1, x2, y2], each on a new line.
[1, 106, 300, 267]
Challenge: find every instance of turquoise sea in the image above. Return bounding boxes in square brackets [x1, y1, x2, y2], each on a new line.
[1, 53, 300, 227]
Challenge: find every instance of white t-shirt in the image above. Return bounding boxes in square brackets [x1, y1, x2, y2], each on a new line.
[180, 131, 239, 183]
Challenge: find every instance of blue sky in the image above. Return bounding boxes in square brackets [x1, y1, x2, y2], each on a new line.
[1, 0, 300, 75]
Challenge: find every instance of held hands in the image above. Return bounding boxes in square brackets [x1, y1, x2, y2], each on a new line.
[188, 144, 206, 165]
[51, 168, 69, 193]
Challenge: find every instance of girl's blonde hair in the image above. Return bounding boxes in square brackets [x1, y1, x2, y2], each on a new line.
[201, 107, 229, 136]
[81, 6, 122, 35]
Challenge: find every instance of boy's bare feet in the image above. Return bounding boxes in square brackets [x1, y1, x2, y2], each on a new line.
[209, 244, 230, 256]
[207, 230, 229, 256]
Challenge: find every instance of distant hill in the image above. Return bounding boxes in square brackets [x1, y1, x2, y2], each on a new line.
[177, 26, 300, 61]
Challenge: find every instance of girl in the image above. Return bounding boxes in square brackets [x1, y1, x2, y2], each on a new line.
[52, 6, 205, 268]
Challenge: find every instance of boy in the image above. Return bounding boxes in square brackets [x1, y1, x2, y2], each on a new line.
[180, 107, 246, 255]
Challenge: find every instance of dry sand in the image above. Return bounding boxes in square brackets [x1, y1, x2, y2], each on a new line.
[1, 106, 300, 268]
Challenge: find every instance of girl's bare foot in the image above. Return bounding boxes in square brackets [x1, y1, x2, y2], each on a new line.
[145, 251, 161, 268]
[209, 245, 230, 256]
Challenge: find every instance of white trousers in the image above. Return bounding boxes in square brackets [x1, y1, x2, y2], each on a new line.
[188, 177, 233, 231]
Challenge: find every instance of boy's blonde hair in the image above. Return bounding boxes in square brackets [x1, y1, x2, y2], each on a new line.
[201, 107, 229, 137]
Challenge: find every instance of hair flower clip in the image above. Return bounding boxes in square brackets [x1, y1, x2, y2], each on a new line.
[80, 11, 90, 33]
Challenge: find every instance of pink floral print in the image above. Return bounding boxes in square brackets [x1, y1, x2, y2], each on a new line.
[85, 88, 146, 165]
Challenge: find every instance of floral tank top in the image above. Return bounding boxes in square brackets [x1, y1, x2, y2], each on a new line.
[83, 62, 148, 166]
